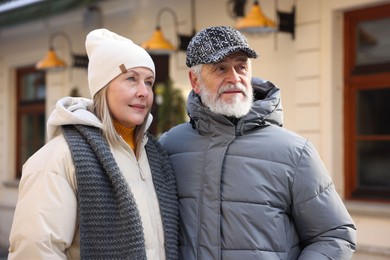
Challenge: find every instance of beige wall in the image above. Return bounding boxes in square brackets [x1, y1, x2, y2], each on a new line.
[1, 0, 390, 258]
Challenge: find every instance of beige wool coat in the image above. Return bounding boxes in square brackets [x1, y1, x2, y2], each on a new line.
[8, 97, 166, 260]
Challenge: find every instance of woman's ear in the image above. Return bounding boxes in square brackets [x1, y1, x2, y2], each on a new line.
[189, 70, 201, 94]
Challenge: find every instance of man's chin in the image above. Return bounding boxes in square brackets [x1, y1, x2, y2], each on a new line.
[208, 100, 252, 117]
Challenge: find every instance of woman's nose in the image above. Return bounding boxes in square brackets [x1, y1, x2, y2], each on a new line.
[137, 82, 150, 98]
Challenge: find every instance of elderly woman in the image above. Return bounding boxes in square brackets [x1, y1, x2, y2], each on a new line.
[9, 28, 178, 260]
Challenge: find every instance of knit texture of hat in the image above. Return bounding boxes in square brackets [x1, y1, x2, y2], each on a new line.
[62, 124, 179, 259]
[186, 26, 258, 67]
[86, 28, 155, 98]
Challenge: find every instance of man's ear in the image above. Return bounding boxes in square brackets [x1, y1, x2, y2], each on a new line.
[189, 70, 201, 94]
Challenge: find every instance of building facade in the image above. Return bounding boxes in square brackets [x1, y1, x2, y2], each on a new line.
[0, 0, 389, 258]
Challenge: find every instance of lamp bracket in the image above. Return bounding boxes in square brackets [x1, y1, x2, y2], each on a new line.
[178, 34, 193, 51]
[156, 7, 179, 28]
[228, 0, 247, 18]
[49, 31, 73, 53]
[155, 7, 196, 52]
[50, 31, 88, 69]
[72, 53, 89, 69]
[277, 6, 295, 39]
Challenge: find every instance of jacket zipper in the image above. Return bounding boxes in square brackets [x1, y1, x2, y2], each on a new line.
[137, 161, 146, 180]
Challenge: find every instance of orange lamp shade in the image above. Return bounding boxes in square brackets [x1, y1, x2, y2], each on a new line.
[235, 2, 276, 33]
[142, 27, 175, 54]
[36, 47, 66, 70]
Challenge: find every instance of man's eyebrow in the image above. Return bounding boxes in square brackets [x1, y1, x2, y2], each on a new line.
[218, 54, 248, 63]
[233, 55, 249, 62]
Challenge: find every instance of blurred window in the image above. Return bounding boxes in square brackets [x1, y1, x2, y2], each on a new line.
[16, 66, 46, 178]
[344, 3, 390, 201]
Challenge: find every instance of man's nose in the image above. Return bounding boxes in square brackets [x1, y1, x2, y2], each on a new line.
[225, 67, 240, 84]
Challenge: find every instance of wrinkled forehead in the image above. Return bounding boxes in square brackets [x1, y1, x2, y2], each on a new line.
[201, 51, 252, 76]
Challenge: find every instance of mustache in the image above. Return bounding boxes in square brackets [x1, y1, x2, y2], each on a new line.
[217, 82, 247, 96]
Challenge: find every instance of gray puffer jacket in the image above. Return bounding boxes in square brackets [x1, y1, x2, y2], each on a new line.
[159, 78, 356, 260]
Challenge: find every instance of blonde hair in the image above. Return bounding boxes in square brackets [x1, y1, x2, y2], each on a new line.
[93, 86, 148, 157]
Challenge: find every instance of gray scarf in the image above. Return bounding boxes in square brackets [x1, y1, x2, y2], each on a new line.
[62, 124, 178, 259]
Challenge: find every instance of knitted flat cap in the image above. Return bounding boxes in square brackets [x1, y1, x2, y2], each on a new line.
[186, 26, 258, 67]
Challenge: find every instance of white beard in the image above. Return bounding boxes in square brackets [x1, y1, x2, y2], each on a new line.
[199, 82, 253, 118]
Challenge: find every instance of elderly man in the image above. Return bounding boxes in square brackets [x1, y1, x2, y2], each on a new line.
[160, 26, 356, 260]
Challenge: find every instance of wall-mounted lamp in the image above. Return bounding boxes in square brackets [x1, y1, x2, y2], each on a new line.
[232, 0, 295, 39]
[142, 3, 196, 55]
[142, 7, 179, 55]
[36, 31, 89, 70]
[235, 1, 276, 33]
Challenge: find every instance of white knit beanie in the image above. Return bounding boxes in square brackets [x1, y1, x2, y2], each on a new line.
[86, 28, 155, 98]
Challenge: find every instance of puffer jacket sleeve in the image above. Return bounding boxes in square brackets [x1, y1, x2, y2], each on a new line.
[291, 140, 356, 260]
[8, 136, 78, 260]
